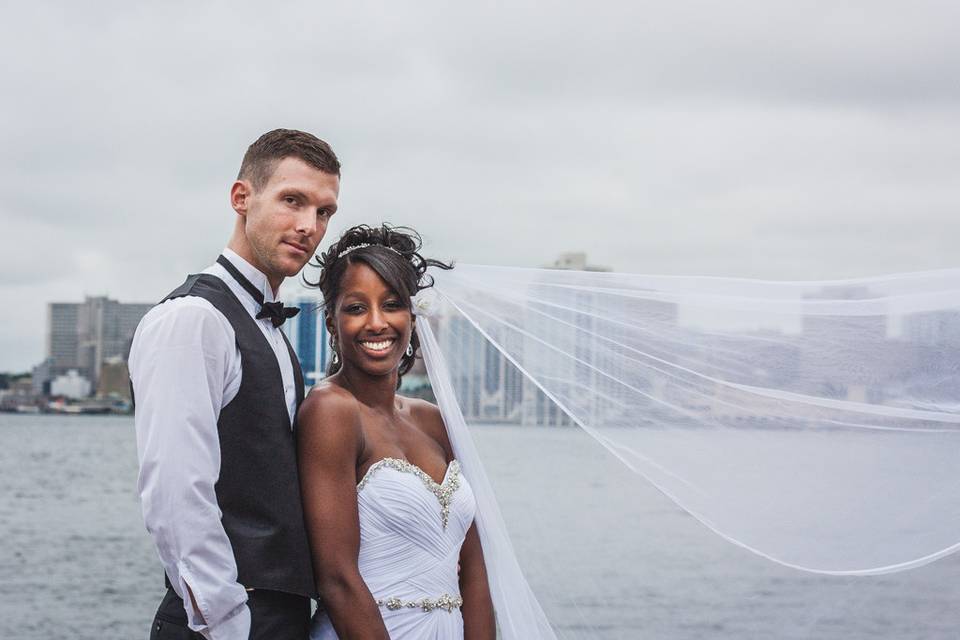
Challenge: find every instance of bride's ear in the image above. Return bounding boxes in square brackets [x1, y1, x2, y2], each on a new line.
[324, 313, 336, 338]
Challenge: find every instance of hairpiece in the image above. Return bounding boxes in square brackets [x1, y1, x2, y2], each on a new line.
[336, 243, 403, 260]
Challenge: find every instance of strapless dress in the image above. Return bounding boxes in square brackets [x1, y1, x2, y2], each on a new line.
[310, 457, 476, 639]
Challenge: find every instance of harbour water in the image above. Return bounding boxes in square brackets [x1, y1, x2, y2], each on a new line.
[1, 414, 957, 639]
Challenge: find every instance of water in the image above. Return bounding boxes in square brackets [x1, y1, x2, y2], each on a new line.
[1, 414, 957, 639]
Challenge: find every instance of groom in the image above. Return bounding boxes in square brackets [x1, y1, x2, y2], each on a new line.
[129, 129, 340, 639]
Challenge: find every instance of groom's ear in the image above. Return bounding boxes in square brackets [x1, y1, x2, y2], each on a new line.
[230, 180, 252, 217]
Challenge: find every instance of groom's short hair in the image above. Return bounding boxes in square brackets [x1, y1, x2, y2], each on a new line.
[238, 129, 341, 191]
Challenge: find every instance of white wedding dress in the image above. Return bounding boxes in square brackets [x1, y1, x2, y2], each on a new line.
[309, 457, 476, 640]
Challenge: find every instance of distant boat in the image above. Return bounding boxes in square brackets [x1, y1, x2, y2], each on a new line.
[47, 400, 113, 415]
[58, 404, 112, 415]
[15, 405, 41, 414]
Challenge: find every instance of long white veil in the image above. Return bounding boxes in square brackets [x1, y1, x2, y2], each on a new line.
[412, 264, 960, 637]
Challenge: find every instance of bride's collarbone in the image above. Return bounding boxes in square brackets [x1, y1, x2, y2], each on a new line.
[355, 397, 450, 479]
[358, 425, 450, 487]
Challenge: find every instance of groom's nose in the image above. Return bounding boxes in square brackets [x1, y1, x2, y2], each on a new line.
[293, 208, 319, 238]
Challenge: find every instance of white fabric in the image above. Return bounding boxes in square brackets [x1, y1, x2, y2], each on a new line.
[129, 249, 299, 639]
[426, 264, 960, 576]
[416, 314, 558, 639]
[309, 460, 476, 639]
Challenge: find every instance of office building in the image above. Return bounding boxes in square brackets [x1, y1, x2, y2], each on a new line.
[282, 295, 332, 387]
[45, 296, 152, 391]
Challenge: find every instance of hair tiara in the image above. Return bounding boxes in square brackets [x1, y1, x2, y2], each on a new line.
[336, 243, 403, 260]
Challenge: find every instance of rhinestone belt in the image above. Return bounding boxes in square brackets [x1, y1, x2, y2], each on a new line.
[376, 593, 463, 612]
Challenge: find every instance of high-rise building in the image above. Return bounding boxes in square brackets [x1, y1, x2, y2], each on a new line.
[903, 310, 960, 347]
[45, 296, 152, 390]
[48, 303, 80, 373]
[282, 295, 331, 387]
[546, 252, 610, 272]
[432, 253, 628, 427]
[799, 285, 891, 403]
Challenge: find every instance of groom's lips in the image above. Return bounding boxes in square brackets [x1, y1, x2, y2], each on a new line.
[283, 240, 309, 255]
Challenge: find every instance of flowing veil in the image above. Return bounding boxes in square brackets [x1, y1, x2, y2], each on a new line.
[411, 263, 960, 637]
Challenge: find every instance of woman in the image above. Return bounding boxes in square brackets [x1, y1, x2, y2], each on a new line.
[298, 224, 496, 639]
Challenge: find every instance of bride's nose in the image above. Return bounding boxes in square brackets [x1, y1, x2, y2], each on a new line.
[365, 307, 389, 332]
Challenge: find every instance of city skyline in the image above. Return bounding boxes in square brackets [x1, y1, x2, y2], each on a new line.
[3, 2, 959, 372]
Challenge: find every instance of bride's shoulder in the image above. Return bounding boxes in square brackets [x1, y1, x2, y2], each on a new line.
[298, 382, 362, 436]
[298, 383, 363, 474]
[404, 397, 453, 459]
[404, 396, 442, 426]
[404, 396, 440, 417]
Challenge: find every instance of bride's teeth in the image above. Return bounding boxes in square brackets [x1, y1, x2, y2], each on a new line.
[362, 339, 394, 351]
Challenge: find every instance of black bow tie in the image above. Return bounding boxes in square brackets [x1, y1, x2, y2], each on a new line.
[216, 255, 301, 328]
[256, 301, 300, 328]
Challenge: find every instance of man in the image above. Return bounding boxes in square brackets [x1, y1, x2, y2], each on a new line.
[129, 129, 340, 639]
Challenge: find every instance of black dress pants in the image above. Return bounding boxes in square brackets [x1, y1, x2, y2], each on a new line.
[150, 587, 310, 640]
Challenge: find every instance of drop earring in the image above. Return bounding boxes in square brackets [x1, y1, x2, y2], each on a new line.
[406, 343, 414, 357]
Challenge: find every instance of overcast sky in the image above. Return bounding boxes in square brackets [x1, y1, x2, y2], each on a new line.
[2, 1, 958, 371]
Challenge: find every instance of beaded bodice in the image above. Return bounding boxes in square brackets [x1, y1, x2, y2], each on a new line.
[311, 456, 476, 639]
[353, 458, 475, 590]
[357, 458, 463, 529]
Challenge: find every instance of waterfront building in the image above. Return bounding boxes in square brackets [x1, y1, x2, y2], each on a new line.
[31, 357, 54, 396]
[97, 356, 132, 400]
[48, 303, 80, 373]
[432, 253, 634, 427]
[281, 295, 332, 387]
[903, 310, 960, 347]
[44, 296, 152, 392]
[50, 370, 92, 400]
[546, 252, 610, 272]
[800, 285, 889, 403]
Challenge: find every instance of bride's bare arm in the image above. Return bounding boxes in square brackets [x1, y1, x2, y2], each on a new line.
[459, 523, 496, 639]
[297, 387, 390, 639]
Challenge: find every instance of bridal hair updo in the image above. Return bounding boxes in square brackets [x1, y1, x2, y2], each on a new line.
[306, 224, 453, 383]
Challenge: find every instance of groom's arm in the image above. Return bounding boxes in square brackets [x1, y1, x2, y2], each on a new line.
[129, 298, 251, 640]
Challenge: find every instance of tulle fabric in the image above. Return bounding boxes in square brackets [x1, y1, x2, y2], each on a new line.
[421, 264, 960, 579]
[417, 315, 558, 639]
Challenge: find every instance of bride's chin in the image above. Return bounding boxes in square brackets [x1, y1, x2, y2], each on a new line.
[342, 357, 401, 377]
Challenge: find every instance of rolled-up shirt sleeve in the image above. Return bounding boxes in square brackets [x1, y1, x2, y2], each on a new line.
[129, 297, 250, 640]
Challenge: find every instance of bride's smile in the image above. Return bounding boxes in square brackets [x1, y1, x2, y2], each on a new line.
[331, 261, 413, 377]
[359, 337, 396, 354]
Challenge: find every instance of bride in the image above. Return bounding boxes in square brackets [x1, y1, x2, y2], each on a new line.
[295, 223, 960, 639]
[297, 224, 496, 639]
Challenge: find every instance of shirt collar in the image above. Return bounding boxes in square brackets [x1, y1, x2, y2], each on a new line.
[221, 248, 277, 303]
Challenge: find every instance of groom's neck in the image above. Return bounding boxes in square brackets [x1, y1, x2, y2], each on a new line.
[226, 237, 283, 297]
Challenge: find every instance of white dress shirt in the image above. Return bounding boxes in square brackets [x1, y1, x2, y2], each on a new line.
[129, 249, 300, 640]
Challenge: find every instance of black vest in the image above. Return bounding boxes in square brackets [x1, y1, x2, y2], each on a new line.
[160, 273, 316, 598]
